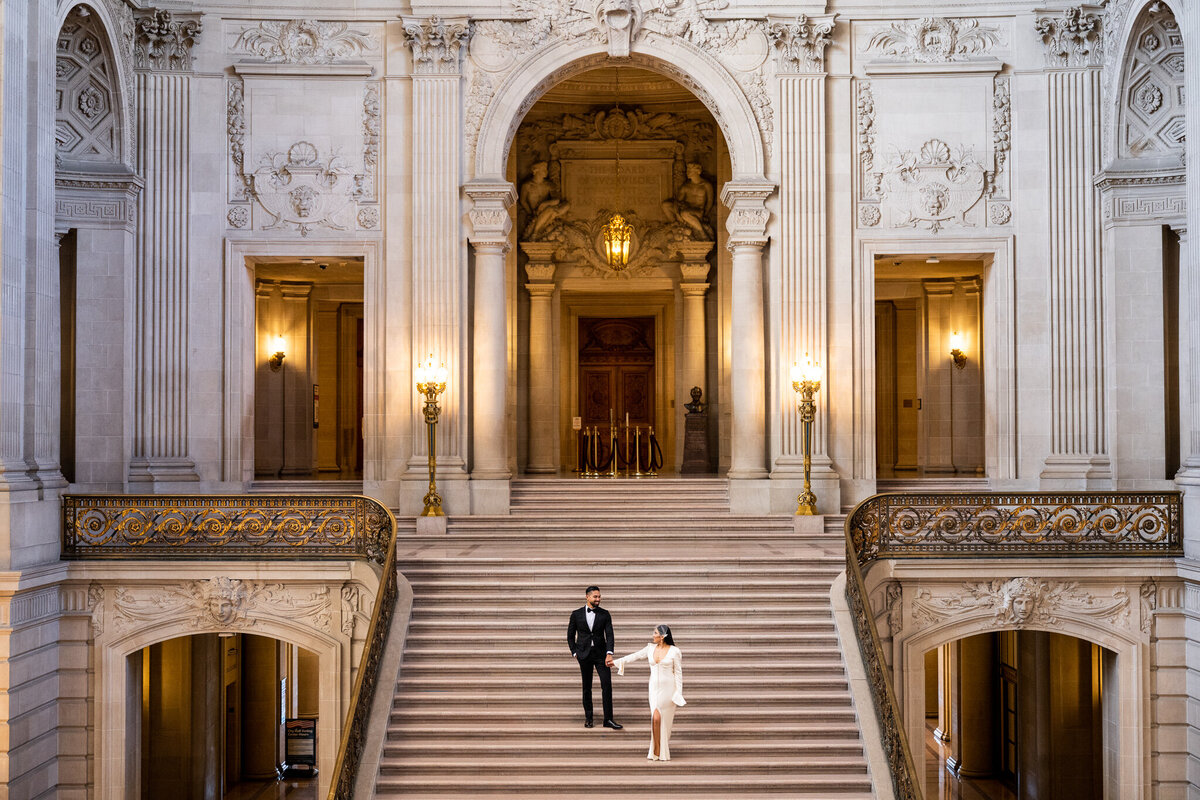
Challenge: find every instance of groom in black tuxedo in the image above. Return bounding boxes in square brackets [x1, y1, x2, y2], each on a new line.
[567, 585, 622, 729]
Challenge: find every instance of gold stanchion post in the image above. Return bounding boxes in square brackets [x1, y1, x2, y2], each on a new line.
[416, 355, 448, 516]
[791, 354, 823, 516]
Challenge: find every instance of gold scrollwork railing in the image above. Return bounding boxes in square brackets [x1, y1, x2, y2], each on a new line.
[61, 494, 398, 800]
[844, 491, 1182, 800]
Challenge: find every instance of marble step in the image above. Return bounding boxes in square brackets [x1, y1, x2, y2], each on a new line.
[374, 773, 875, 795]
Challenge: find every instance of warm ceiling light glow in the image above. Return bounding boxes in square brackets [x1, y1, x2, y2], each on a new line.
[926, 255, 941, 264]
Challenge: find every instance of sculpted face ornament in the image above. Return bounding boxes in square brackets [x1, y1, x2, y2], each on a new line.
[999, 577, 1042, 624]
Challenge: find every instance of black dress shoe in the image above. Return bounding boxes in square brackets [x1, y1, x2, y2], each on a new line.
[584, 719, 594, 728]
[603, 719, 623, 730]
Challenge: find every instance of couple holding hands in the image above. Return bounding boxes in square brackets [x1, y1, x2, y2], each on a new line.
[567, 585, 686, 761]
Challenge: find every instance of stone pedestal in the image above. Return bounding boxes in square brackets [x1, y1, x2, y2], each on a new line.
[680, 410, 709, 474]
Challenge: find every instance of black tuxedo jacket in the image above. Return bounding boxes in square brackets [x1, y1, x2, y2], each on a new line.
[567, 605, 614, 661]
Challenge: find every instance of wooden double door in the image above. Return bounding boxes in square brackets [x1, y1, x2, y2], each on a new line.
[578, 317, 655, 436]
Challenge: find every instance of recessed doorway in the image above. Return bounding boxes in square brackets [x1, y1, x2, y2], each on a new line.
[875, 256, 985, 479]
[252, 257, 364, 482]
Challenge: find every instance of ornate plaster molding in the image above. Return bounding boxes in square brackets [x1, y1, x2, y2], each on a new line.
[227, 80, 251, 202]
[767, 14, 837, 73]
[403, 16, 472, 75]
[233, 19, 373, 64]
[133, 9, 202, 72]
[866, 17, 1004, 63]
[111, 578, 332, 634]
[250, 141, 358, 236]
[856, 81, 877, 195]
[992, 77, 1011, 195]
[1036, 6, 1103, 68]
[910, 577, 1131, 632]
[875, 139, 990, 233]
[88, 583, 105, 637]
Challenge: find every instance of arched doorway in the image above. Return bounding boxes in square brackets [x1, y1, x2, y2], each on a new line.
[131, 633, 320, 798]
[509, 66, 727, 474]
[920, 631, 1116, 799]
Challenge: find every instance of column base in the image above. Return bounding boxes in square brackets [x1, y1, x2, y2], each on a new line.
[469, 478, 510, 515]
[1039, 455, 1113, 488]
[1175, 465, 1200, 559]
[127, 457, 200, 487]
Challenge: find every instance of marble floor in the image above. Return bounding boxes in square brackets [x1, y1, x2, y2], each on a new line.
[925, 723, 1017, 800]
[223, 777, 316, 800]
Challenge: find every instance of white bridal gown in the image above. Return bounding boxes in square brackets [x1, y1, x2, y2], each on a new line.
[615, 643, 686, 760]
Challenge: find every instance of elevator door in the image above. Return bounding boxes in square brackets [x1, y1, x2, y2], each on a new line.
[578, 317, 655, 437]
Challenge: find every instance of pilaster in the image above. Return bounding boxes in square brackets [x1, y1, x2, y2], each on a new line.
[1035, 6, 1111, 487]
[768, 15, 837, 485]
[128, 8, 203, 487]
[403, 17, 473, 484]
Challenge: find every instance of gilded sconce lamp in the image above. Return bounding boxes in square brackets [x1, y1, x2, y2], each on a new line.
[268, 335, 286, 372]
[949, 331, 967, 370]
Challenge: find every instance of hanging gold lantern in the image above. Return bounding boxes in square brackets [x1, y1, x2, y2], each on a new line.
[602, 212, 632, 271]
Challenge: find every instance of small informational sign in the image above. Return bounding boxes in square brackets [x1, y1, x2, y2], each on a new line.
[572, 416, 582, 431]
[284, 717, 318, 777]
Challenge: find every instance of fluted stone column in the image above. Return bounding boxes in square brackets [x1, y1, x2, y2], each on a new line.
[128, 9, 202, 486]
[521, 243, 557, 474]
[1177, 2, 1200, 560]
[767, 15, 837, 496]
[1035, 7, 1111, 486]
[403, 18, 473, 490]
[722, 181, 775, 482]
[466, 181, 518, 499]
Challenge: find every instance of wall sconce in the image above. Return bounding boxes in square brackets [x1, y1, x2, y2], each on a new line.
[790, 354, 823, 516]
[949, 331, 967, 370]
[269, 335, 286, 372]
[416, 355, 449, 517]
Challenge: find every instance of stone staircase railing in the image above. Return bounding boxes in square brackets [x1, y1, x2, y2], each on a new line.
[844, 490, 1183, 800]
[61, 494, 398, 800]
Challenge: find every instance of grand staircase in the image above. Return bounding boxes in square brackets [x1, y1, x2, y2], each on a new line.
[374, 477, 875, 799]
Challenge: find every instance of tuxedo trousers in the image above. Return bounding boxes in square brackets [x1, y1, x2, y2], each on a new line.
[577, 651, 613, 721]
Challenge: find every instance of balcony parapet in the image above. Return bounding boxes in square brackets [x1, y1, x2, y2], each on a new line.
[843, 490, 1181, 800]
[62, 493, 397, 800]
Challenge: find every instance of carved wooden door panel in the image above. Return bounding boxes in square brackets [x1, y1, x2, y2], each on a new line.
[578, 317, 655, 438]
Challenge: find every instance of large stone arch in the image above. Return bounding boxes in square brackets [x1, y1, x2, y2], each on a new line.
[93, 586, 354, 800]
[1107, 0, 1186, 163]
[471, 35, 766, 183]
[894, 595, 1148, 799]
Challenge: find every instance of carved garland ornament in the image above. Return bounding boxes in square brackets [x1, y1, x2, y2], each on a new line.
[233, 19, 374, 64]
[910, 578, 1131, 632]
[866, 17, 1005, 63]
[111, 578, 332, 634]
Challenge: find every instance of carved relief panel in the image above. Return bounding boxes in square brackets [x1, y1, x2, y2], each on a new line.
[515, 99, 718, 278]
[1117, 4, 1185, 160]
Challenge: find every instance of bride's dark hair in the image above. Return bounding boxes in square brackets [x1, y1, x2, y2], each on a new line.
[655, 624, 675, 646]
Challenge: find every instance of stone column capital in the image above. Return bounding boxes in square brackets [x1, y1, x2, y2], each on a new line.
[525, 283, 556, 298]
[680, 282, 710, 298]
[1035, 5, 1104, 68]
[402, 16, 473, 74]
[679, 261, 710, 283]
[134, 8, 203, 72]
[721, 179, 775, 246]
[467, 178, 517, 245]
[767, 14, 837, 73]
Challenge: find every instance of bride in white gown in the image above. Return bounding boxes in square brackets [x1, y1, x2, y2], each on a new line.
[615, 625, 686, 761]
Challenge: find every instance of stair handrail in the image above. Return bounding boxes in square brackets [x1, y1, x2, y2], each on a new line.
[327, 504, 399, 800]
[844, 489, 1182, 800]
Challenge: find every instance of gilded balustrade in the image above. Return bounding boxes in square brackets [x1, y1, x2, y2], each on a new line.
[61, 494, 397, 800]
[844, 490, 1182, 800]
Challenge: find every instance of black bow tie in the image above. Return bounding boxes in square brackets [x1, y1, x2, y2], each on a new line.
[587, 607, 598, 613]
